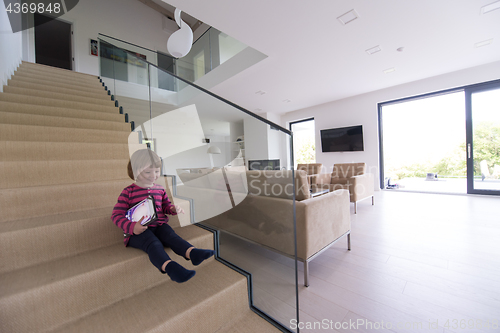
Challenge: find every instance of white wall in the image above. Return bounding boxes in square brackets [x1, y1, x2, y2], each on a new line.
[282, 61, 500, 190]
[244, 115, 269, 163]
[0, 9, 22, 92]
[265, 112, 283, 162]
[33, 0, 172, 76]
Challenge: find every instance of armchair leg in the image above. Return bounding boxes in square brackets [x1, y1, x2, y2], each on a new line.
[372, 195, 375, 205]
[347, 233, 351, 251]
[354, 202, 357, 214]
[304, 261, 309, 287]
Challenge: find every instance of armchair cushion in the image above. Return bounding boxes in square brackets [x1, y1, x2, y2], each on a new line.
[314, 163, 374, 205]
[332, 163, 366, 179]
[297, 163, 323, 187]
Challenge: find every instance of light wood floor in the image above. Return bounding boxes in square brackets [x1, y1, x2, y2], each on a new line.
[218, 191, 500, 333]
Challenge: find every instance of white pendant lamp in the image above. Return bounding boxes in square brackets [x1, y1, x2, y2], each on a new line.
[207, 145, 222, 154]
[167, 9, 194, 58]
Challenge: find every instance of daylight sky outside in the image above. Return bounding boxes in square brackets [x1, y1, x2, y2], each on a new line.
[472, 88, 500, 124]
[382, 92, 466, 170]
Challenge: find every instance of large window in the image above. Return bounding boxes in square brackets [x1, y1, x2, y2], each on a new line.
[380, 92, 466, 193]
[379, 80, 500, 196]
[290, 118, 316, 169]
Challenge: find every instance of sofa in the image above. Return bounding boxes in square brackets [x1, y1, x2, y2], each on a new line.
[175, 168, 351, 286]
[312, 162, 374, 214]
[297, 163, 323, 188]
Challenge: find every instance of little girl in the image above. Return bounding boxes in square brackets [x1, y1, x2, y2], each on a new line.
[111, 148, 214, 283]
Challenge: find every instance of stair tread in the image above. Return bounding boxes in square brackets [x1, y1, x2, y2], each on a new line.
[20, 61, 98, 79]
[0, 225, 212, 299]
[47, 259, 248, 333]
[17, 65, 100, 83]
[0, 122, 131, 144]
[0, 110, 130, 131]
[7, 79, 110, 98]
[0, 141, 139, 161]
[0, 93, 118, 113]
[0, 100, 125, 122]
[1, 206, 114, 233]
[3, 86, 115, 106]
[9, 75, 107, 94]
[13, 71, 105, 90]
[0, 178, 132, 223]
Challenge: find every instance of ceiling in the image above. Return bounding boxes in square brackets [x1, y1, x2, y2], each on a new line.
[158, 0, 500, 116]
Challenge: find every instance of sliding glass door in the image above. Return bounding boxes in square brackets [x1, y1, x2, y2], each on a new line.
[379, 79, 500, 196]
[466, 82, 500, 195]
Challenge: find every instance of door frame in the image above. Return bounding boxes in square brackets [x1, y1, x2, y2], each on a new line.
[465, 79, 500, 195]
[32, 13, 74, 71]
[289, 117, 315, 169]
[378, 79, 500, 195]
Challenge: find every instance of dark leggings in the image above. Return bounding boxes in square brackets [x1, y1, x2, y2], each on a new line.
[128, 224, 193, 272]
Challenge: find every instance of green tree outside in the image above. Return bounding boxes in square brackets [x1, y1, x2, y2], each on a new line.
[387, 122, 499, 180]
[295, 136, 315, 165]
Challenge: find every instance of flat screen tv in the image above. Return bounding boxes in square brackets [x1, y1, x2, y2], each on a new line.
[320, 125, 364, 152]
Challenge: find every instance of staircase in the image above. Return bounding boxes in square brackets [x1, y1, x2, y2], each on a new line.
[0, 62, 281, 333]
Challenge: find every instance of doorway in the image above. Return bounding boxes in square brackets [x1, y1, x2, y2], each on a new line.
[379, 79, 500, 196]
[466, 81, 500, 195]
[380, 92, 466, 193]
[290, 118, 316, 169]
[34, 14, 72, 70]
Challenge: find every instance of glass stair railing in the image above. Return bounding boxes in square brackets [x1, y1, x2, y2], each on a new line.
[98, 36, 299, 332]
[98, 27, 252, 94]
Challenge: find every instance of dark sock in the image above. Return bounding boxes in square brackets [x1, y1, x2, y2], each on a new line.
[164, 261, 195, 283]
[190, 248, 215, 266]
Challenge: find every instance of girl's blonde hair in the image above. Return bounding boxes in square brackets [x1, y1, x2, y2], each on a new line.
[127, 149, 162, 180]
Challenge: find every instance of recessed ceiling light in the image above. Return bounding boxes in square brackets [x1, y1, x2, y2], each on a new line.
[475, 39, 493, 48]
[397, 47, 405, 52]
[383, 67, 396, 74]
[366, 45, 382, 55]
[255, 90, 266, 95]
[283, 99, 292, 103]
[481, 0, 500, 14]
[337, 9, 359, 25]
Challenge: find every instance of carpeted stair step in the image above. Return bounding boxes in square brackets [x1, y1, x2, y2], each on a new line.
[0, 100, 125, 123]
[9, 75, 108, 95]
[46, 259, 248, 333]
[3, 86, 115, 107]
[0, 225, 215, 333]
[0, 123, 130, 143]
[20, 61, 98, 80]
[0, 179, 132, 223]
[13, 69, 104, 91]
[0, 111, 130, 132]
[0, 159, 130, 189]
[0, 93, 119, 113]
[18, 62, 101, 84]
[6, 79, 113, 101]
[0, 207, 122, 274]
[0, 194, 193, 274]
[0, 141, 137, 162]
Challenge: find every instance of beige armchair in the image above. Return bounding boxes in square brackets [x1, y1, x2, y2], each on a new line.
[313, 162, 374, 214]
[297, 163, 323, 188]
[178, 169, 351, 287]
